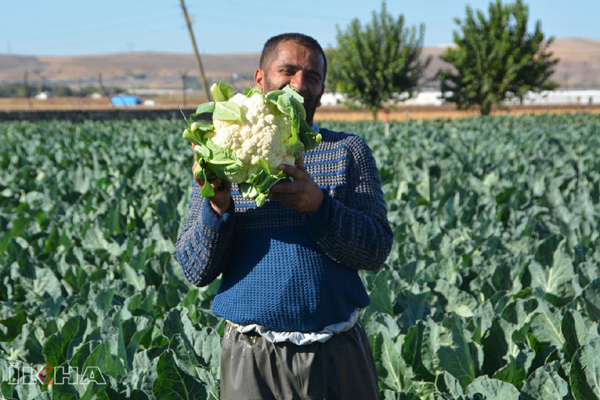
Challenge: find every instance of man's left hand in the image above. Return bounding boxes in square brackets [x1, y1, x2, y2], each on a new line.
[271, 157, 324, 217]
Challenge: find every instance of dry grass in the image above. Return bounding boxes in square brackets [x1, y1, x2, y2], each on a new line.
[314, 105, 600, 121]
[0, 96, 208, 111]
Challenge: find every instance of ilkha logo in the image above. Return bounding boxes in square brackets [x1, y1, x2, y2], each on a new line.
[38, 366, 53, 385]
[8, 363, 106, 385]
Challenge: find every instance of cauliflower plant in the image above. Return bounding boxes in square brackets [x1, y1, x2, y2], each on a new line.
[182, 82, 321, 206]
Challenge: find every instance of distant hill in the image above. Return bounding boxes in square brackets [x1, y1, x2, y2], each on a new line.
[0, 38, 599, 90]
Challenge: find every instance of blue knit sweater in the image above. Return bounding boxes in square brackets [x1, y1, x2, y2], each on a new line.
[176, 128, 393, 332]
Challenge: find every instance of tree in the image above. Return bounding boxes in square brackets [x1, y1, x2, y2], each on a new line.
[439, 0, 559, 116]
[327, 1, 431, 120]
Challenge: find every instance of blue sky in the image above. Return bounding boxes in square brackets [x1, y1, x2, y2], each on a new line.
[1, 0, 599, 56]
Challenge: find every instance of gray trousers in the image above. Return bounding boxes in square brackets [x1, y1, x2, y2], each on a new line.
[220, 321, 380, 400]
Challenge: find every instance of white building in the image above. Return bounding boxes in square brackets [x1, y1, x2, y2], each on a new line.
[503, 90, 600, 106]
[322, 90, 600, 107]
[34, 91, 52, 100]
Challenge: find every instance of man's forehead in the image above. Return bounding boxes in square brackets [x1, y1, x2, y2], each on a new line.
[270, 41, 325, 72]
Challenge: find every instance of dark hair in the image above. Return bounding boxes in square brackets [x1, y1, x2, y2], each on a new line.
[259, 33, 327, 82]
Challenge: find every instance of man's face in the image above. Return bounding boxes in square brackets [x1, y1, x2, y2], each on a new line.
[255, 40, 326, 124]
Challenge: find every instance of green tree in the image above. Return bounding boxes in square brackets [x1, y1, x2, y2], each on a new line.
[327, 1, 431, 120]
[439, 0, 559, 116]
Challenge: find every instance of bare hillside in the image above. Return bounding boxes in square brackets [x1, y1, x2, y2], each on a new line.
[0, 38, 598, 89]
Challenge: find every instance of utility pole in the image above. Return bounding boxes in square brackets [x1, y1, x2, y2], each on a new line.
[24, 71, 32, 109]
[182, 70, 188, 107]
[179, 0, 211, 102]
[98, 73, 114, 108]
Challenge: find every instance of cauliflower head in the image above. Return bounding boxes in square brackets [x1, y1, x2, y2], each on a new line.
[182, 82, 321, 206]
[206, 93, 294, 183]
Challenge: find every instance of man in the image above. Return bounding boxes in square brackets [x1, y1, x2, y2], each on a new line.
[176, 33, 393, 399]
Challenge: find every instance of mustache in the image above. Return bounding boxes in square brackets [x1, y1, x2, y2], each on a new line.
[299, 92, 315, 106]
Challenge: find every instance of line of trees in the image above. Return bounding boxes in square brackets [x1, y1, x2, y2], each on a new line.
[327, 0, 560, 117]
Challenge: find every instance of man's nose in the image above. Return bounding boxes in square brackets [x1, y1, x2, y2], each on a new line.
[290, 72, 307, 93]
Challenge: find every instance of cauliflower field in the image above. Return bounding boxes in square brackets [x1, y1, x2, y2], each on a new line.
[1, 114, 600, 399]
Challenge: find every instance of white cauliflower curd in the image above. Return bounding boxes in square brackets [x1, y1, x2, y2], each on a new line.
[206, 93, 294, 183]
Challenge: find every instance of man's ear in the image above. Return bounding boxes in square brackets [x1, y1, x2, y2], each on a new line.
[254, 69, 265, 92]
[316, 83, 326, 108]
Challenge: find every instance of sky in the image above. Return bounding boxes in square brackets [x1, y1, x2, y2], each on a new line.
[1, 0, 599, 56]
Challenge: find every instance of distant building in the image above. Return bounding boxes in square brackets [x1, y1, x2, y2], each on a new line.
[89, 93, 103, 99]
[320, 93, 345, 106]
[34, 91, 52, 100]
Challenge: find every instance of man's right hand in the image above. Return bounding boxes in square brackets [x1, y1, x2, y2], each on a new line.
[192, 143, 232, 215]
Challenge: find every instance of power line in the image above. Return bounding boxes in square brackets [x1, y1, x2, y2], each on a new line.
[14, 25, 188, 54]
[218, 0, 347, 21]
[1, 0, 179, 29]
[4, 10, 184, 39]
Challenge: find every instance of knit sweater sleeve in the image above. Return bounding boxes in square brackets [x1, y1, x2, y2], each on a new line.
[176, 180, 235, 287]
[306, 135, 393, 271]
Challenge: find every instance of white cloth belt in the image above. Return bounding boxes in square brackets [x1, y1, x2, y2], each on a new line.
[226, 309, 360, 346]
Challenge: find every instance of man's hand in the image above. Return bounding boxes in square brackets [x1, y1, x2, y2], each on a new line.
[192, 143, 232, 215]
[270, 156, 324, 216]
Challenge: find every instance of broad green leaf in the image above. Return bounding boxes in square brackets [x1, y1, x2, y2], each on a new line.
[244, 85, 263, 97]
[238, 161, 285, 206]
[123, 263, 146, 291]
[465, 376, 519, 399]
[43, 316, 87, 367]
[570, 337, 600, 400]
[265, 89, 286, 103]
[491, 351, 535, 390]
[201, 169, 215, 197]
[298, 119, 322, 151]
[434, 280, 478, 317]
[562, 309, 598, 360]
[421, 315, 476, 388]
[471, 299, 495, 343]
[435, 371, 464, 397]
[152, 350, 207, 400]
[529, 301, 566, 348]
[14, 383, 46, 400]
[210, 82, 235, 102]
[403, 321, 435, 381]
[534, 234, 562, 267]
[169, 333, 201, 377]
[369, 270, 395, 315]
[378, 333, 416, 392]
[83, 341, 127, 380]
[213, 101, 243, 123]
[396, 289, 431, 330]
[416, 167, 431, 203]
[0, 311, 27, 342]
[365, 312, 401, 340]
[583, 278, 600, 322]
[282, 84, 305, 105]
[183, 126, 210, 146]
[193, 102, 215, 115]
[0, 359, 17, 398]
[529, 240, 580, 307]
[521, 362, 569, 400]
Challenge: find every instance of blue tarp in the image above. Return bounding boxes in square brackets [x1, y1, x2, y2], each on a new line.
[111, 94, 142, 106]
